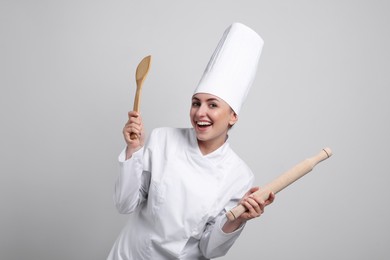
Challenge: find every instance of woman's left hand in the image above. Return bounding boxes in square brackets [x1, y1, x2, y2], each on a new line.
[222, 187, 275, 233]
[239, 187, 275, 221]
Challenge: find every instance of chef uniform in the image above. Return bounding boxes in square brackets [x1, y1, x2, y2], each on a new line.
[108, 22, 264, 260]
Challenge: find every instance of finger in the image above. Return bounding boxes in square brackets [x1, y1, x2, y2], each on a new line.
[129, 130, 140, 140]
[128, 111, 139, 118]
[124, 130, 131, 143]
[124, 126, 133, 137]
[249, 197, 264, 213]
[242, 200, 261, 218]
[123, 128, 133, 144]
[242, 186, 259, 201]
[125, 124, 141, 133]
[126, 117, 141, 126]
[245, 198, 263, 214]
[126, 112, 141, 125]
[264, 192, 275, 206]
[124, 125, 141, 142]
[249, 192, 265, 205]
[253, 191, 274, 207]
[242, 201, 255, 217]
[248, 186, 260, 194]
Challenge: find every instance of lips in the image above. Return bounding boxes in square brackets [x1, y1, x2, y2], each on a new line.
[196, 121, 212, 129]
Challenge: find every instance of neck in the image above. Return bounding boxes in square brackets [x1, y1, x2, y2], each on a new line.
[197, 135, 228, 155]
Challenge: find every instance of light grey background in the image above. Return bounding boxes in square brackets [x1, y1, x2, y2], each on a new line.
[1, 1, 389, 259]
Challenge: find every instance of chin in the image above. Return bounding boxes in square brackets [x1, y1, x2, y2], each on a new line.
[195, 132, 209, 141]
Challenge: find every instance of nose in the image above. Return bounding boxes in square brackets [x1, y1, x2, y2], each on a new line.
[195, 103, 208, 117]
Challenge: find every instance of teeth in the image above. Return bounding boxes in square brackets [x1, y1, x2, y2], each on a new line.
[197, 121, 211, 126]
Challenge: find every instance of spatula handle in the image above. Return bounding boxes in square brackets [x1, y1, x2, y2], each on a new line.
[130, 82, 142, 140]
[130, 88, 141, 140]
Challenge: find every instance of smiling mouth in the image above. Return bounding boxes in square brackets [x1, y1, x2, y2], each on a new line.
[197, 121, 212, 128]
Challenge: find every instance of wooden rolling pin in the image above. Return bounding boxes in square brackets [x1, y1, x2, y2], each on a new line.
[226, 148, 332, 221]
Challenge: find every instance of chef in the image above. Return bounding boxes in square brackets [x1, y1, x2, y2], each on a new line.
[107, 22, 275, 260]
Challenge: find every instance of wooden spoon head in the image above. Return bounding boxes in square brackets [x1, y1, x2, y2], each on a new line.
[132, 55, 152, 114]
[136, 55, 152, 84]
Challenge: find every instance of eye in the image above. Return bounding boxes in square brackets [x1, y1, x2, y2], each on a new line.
[192, 101, 200, 107]
[209, 103, 218, 108]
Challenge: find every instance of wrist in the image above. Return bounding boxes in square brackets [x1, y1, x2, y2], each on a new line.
[222, 217, 246, 233]
[125, 146, 141, 160]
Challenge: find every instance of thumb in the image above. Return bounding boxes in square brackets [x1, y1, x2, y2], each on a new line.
[249, 186, 260, 194]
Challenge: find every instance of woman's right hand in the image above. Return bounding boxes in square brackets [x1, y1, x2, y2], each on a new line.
[123, 111, 145, 159]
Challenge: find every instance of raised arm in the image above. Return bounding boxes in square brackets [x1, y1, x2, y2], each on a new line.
[123, 111, 145, 160]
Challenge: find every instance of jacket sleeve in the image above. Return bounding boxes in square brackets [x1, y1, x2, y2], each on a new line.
[198, 211, 246, 258]
[113, 147, 151, 214]
[199, 172, 255, 258]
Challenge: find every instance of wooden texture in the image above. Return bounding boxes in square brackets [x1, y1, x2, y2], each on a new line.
[130, 55, 151, 140]
[226, 148, 333, 221]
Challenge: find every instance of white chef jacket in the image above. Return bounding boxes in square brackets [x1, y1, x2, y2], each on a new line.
[107, 127, 254, 260]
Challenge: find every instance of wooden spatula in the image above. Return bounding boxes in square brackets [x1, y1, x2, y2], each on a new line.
[130, 55, 151, 140]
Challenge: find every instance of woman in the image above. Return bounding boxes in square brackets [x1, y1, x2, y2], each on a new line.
[108, 23, 275, 260]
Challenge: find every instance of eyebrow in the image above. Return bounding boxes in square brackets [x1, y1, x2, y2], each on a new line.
[192, 97, 220, 102]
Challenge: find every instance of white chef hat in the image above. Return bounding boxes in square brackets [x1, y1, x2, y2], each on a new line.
[193, 22, 264, 114]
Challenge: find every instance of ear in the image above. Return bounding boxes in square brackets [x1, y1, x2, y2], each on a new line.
[229, 111, 238, 126]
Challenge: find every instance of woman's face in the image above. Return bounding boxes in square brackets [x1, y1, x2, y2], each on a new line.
[190, 93, 237, 151]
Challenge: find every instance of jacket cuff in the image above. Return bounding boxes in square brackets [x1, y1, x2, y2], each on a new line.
[118, 147, 144, 163]
[218, 215, 246, 236]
